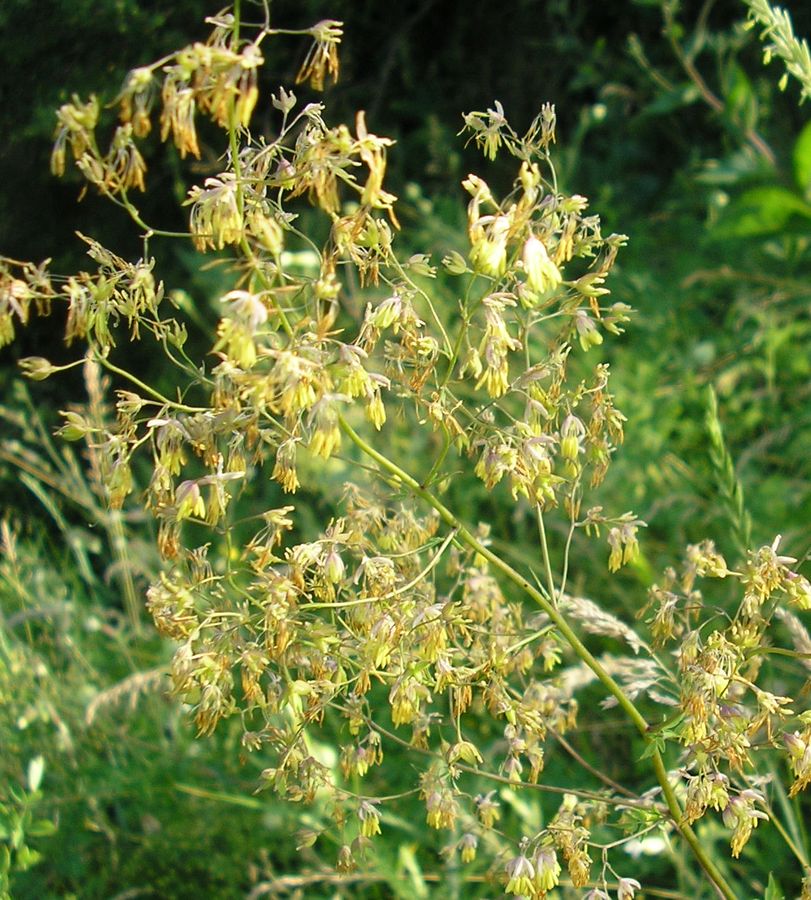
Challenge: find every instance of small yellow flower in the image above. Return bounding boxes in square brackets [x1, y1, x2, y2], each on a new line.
[533, 847, 561, 891]
[574, 309, 603, 351]
[446, 740, 483, 766]
[358, 800, 381, 837]
[365, 388, 387, 430]
[470, 214, 510, 277]
[475, 791, 501, 828]
[504, 852, 535, 896]
[459, 833, 478, 863]
[175, 480, 205, 521]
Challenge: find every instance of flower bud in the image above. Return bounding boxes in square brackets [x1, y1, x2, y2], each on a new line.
[406, 253, 437, 277]
[271, 86, 297, 115]
[324, 547, 345, 584]
[19, 357, 58, 381]
[442, 250, 468, 275]
[58, 410, 91, 442]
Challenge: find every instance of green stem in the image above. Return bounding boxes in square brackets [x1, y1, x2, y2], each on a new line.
[441, 306, 469, 387]
[232, 0, 241, 45]
[421, 426, 451, 488]
[650, 753, 736, 898]
[96, 356, 205, 413]
[337, 413, 738, 900]
[241, 238, 294, 337]
[114, 187, 191, 241]
[389, 256, 452, 357]
[765, 803, 810, 868]
[535, 503, 558, 605]
[228, 0, 292, 339]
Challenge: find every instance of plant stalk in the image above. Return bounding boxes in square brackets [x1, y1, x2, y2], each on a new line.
[338, 413, 738, 900]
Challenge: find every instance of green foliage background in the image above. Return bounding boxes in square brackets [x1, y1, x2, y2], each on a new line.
[1, 0, 810, 896]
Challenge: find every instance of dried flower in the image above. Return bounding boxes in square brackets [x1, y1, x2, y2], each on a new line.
[722, 790, 768, 857]
[785, 729, 811, 796]
[296, 20, 343, 91]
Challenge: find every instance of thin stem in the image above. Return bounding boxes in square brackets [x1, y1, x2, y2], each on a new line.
[551, 728, 639, 799]
[95, 356, 206, 413]
[339, 413, 648, 731]
[114, 190, 192, 240]
[338, 413, 738, 900]
[502, 624, 555, 658]
[421, 426, 451, 488]
[651, 752, 734, 899]
[441, 302, 470, 387]
[227, 0, 293, 339]
[559, 514, 576, 598]
[363, 715, 659, 810]
[388, 256, 452, 357]
[535, 503, 558, 605]
[241, 238, 294, 337]
[232, 0, 241, 45]
[662, 3, 776, 167]
[305, 528, 457, 610]
[764, 802, 810, 868]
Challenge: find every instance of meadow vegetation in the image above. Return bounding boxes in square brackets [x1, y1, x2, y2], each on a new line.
[1, 1, 811, 897]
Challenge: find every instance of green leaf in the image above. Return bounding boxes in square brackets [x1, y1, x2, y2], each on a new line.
[725, 64, 758, 131]
[26, 819, 57, 838]
[793, 121, 811, 198]
[173, 783, 266, 811]
[765, 872, 785, 900]
[639, 733, 667, 759]
[640, 83, 701, 117]
[15, 845, 42, 872]
[712, 186, 811, 237]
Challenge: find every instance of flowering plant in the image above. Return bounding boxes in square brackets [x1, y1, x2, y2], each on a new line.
[2, 3, 811, 896]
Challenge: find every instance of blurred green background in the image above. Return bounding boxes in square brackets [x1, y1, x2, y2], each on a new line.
[1, 0, 810, 896]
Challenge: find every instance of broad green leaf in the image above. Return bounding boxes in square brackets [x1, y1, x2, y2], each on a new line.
[500, 786, 541, 828]
[27, 819, 57, 838]
[174, 783, 265, 810]
[712, 186, 811, 237]
[793, 121, 811, 198]
[695, 148, 770, 186]
[629, 548, 655, 586]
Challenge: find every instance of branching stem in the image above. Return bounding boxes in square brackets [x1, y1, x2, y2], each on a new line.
[95, 356, 206, 413]
[338, 413, 738, 900]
